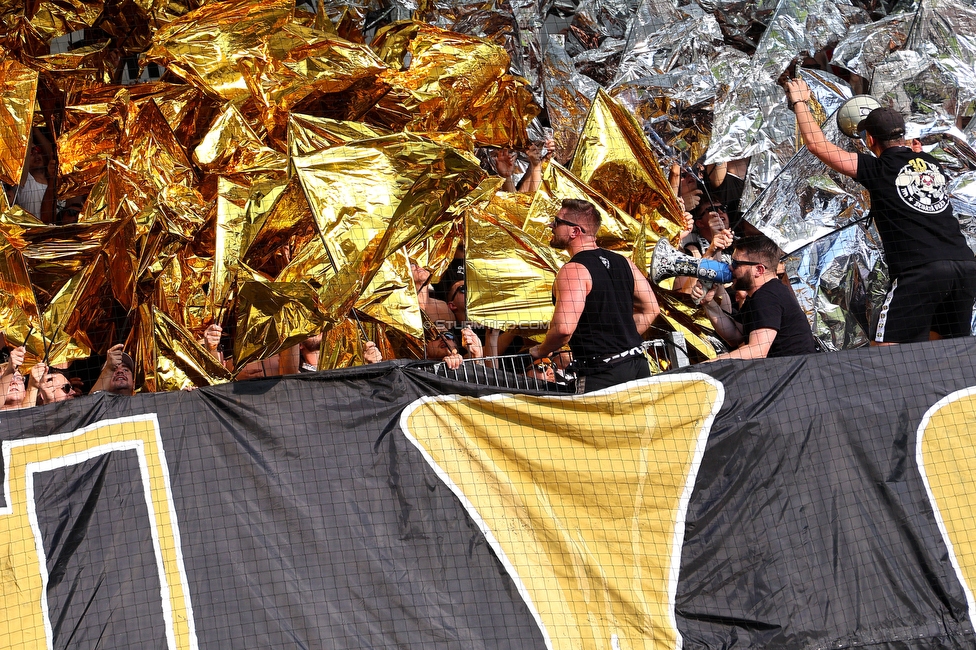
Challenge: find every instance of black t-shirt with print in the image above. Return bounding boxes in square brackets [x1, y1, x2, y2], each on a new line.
[855, 147, 973, 278]
[736, 280, 816, 358]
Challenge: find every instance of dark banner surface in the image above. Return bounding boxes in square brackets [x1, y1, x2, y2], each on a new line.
[3, 341, 976, 648]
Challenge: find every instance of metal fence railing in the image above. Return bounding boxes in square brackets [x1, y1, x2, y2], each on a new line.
[422, 335, 690, 392]
[427, 353, 571, 392]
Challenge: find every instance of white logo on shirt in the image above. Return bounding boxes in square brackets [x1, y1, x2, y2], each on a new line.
[895, 158, 950, 213]
[600, 256, 610, 269]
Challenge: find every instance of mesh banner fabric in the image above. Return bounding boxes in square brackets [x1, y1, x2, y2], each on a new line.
[3, 340, 976, 649]
[5, 1, 976, 648]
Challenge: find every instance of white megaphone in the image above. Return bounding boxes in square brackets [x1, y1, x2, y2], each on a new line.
[651, 238, 733, 285]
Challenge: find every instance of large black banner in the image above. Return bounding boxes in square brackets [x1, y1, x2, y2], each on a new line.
[3, 340, 976, 648]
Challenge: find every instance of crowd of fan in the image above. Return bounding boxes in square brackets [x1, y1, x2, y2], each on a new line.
[0, 133, 765, 409]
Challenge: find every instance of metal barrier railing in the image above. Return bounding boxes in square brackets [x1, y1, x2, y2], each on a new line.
[426, 353, 566, 392]
[423, 336, 689, 392]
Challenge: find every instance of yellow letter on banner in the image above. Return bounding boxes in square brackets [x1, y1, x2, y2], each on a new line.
[401, 374, 723, 650]
[0, 414, 197, 650]
[917, 388, 976, 629]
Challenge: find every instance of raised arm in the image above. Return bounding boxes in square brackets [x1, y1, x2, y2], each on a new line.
[700, 288, 744, 348]
[412, 263, 455, 325]
[494, 149, 518, 192]
[90, 343, 123, 393]
[0, 346, 25, 404]
[706, 161, 727, 188]
[199, 324, 225, 364]
[24, 361, 45, 407]
[517, 138, 553, 194]
[529, 262, 590, 359]
[363, 341, 383, 364]
[628, 258, 659, 335]
[784, 78, 858, 178]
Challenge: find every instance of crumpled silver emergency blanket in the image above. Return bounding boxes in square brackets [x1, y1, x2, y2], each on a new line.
[783, 220, 886, 351]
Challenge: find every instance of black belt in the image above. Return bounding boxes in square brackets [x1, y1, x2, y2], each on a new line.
[572, 345, 645, 375]
[601, 346, 644, 364]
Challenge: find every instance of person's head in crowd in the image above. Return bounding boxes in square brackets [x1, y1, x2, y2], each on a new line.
[693, 200, 731, 241]
[59, 195, 85, 224]
[1, 344, 27, 410]
[109, 351, 136, 395]
[433, 257, 465, 302]
[425, 329, 459, 360]
[37, 369, 74, 405]
[550, 199, 600, 250]
[91, 343, 137, 395]
[2, 369, 25, 410]
[237, 354, 282, 380]
[857, 107, 907, 153]
[447, 280, 467, 321]
[411, 262, 432, 293]
[730, 235, 782, 295]
[301, 333, 322, 355]
[525, 357, 556, 383]
[679, 172, 704, 212]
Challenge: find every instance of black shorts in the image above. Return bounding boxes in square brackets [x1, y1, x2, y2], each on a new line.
[872, 259, 976, 343]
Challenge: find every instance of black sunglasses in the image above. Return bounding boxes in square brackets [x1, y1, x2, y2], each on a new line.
[437, 330, 468, 355]
[697, 203, 727, 218]
[731, 259, 763, 270]
[553, 216, 586, 233]
[448, 285, 466, 302]
[530, 356, 553, 371]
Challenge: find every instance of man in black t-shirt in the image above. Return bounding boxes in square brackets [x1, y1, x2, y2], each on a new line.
[701, 235, 816, 359]
[784, 78, 976, 343]
[528, 199, 660, 393]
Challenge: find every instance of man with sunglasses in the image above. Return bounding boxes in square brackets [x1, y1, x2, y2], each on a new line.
[528, 199, 660, 393]
[90, 343, 136, 396]
[445, 277, 526, 358]
[441, 280, 486, 355]
[675, 200, 736, 295]
[700, 235, 815, 359]
[423, 326, 481, 370]
[27, 363, 75, 405]
[784, 77, 976, 344]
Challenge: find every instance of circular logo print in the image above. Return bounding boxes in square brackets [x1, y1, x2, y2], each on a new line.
[895, 158, 950, 213]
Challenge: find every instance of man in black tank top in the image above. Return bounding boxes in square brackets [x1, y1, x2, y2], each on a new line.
[528, 199, 660, 393]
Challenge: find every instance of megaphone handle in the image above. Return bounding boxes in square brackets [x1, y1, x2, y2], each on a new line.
[693, 280, 714, 305]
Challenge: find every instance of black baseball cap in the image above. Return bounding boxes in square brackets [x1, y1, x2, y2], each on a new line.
[434, 259, 465, 301]
[857, 107, 905, 141]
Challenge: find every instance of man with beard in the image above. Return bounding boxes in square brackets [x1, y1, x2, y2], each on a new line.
[700, 235, 816, 359]
[528, 199, 660, 393]
[90, 343, 136, 395]
[675, 199, 735, 296]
